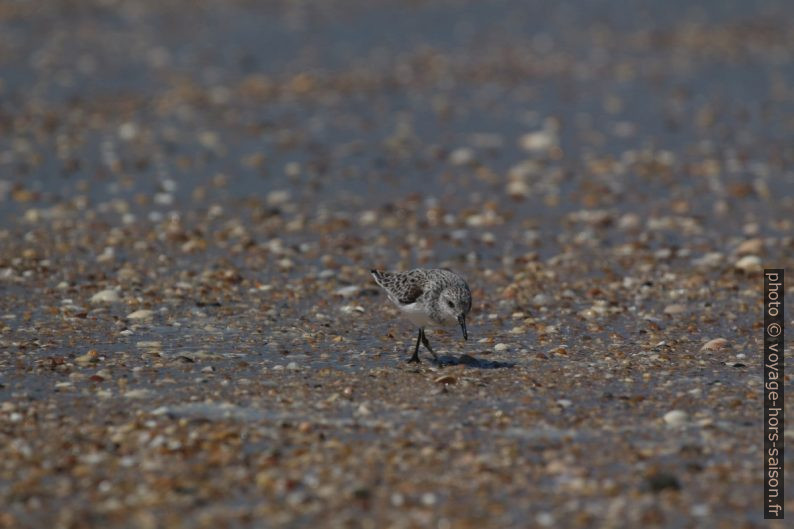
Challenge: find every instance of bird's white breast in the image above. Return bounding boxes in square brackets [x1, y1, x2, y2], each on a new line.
[398, 302, 455, 328]
[396, 302, 434, 328]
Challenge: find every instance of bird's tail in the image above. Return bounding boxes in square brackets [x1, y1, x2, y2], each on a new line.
[370, 269, 384, 286]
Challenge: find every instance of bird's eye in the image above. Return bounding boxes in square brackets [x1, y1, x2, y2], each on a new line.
[447, 301, 454, 308]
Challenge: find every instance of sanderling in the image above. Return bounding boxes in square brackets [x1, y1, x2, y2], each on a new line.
[371, 268, 472, 363]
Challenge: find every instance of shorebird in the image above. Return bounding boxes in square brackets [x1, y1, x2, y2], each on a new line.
[371, 268, 472, 363]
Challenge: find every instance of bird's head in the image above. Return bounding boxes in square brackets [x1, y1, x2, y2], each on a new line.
[439, 285, 472, 340]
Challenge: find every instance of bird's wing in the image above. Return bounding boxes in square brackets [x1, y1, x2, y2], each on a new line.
[371, 269, 425, 305]
[396, 282, 424, 305]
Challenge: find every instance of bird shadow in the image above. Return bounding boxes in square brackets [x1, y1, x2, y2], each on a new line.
[435, 354, 515, 369]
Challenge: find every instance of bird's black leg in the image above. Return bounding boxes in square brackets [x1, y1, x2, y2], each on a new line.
[407, 328, 422, 363]
[420, 329, 439, 362]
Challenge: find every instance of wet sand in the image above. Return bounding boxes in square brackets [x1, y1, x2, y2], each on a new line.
[1, 0, 793, 527]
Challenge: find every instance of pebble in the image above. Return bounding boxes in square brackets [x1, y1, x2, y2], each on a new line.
[118, 122, 139, 140]
[358, 210, 378, 226]
[691, 504, 711, 517]
[663, 304, 687, 315]
[519, 130, 557, 152]
[692, 252, 724, 269]
[700, 338, 730, 352]
[434, 375, 457, 385]
[390, 493, 405, 507]
[646, 472, 681, 492]
[494, 343, 509, 352]
[663, 410, 689, 426]
[90, 289, 121, 304]
[617, 213, 640, 231]
[735, 238, 763, 256]
[335, 285, 360, 298]
[126, 309, 154, 320]
[75, 350, 99, 365]
[735, 255, 762, 273]
[448, 147, 475, 166]
[531, 293, 550, 307]
[506, 180, 531, 199]
[420, 492, 437, 506]
[123, 389, 152, 399]
[266, 189, 291, 206]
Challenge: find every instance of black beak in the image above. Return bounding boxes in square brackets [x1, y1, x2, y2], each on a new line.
[458, 314, 467, 341]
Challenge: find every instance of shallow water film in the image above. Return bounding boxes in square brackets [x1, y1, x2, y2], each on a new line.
[1, 0, 793, 527]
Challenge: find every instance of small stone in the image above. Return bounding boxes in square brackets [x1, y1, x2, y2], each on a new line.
[96, 247, 115, 263]
[286, 362, 299, 371]
[434, 375, 457, 385]
[556, 399, 572, 408]
[663, 304, 687, 315]
[126, 309, 154, 321]
[420, 492, 437, 506]
[506, 180, 531, 199]
[90, 289, 120, 304]
[663, 410, 689, 426]
[123, 389, 152, 399]
[153, 193, 173, 206]
[692, 252, 724, 269]
[700, 338, 730, 352]
[519, 130, 557, 152]
[735, 255, 762, 273]
[118, 122, 138, 140]
[531, 293, 550, 307]
[391, 492, 405, 507]
[735, 238, 763, 256]
[691, 504, 711, 517]
[645, 472, 681, 492]
[617, 213, 640, 231]
[297, 421, 312, 434]
[266, 189, 291, 206]
[448, 147, 475, 166]
[358, 211, 377, 226]
[494, 343, 509, 352]
[75, 350, 99, 365]
[335, 285, 360, 298]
